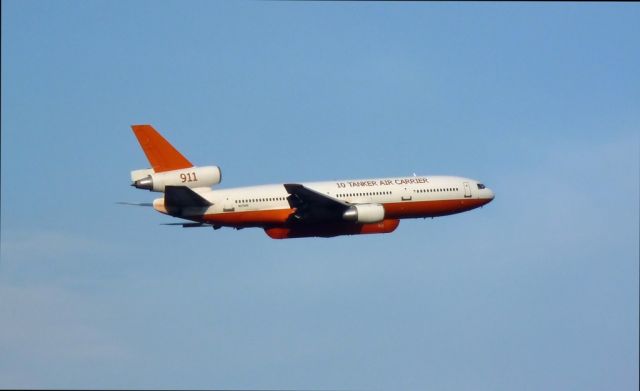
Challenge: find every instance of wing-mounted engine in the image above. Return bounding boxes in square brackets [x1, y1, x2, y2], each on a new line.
[342, 203, 385, 223]
[131, 166, 222, 192]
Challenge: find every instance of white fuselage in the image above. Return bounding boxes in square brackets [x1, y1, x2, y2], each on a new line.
[154, 175, 495, 227]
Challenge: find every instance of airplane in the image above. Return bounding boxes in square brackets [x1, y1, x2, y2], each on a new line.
[128, 125, 494, 239]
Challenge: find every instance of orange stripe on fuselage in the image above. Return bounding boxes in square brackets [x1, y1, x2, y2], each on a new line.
[197, 198, 489, 228]
[384, 198, 490, 219]
[202, 208, 294, 226]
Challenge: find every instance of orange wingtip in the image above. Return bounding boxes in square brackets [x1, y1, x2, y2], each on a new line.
[131, 125, 193, 172]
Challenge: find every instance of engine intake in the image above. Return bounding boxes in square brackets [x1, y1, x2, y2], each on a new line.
[342, 203, 385, 223]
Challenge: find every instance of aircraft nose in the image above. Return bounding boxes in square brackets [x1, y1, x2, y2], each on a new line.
[485, 188, 495, 201]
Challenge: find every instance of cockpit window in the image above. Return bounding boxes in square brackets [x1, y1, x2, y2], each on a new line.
[477, 183, 486, 189]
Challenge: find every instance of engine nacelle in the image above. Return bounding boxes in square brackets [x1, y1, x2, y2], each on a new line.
[342, 203, 385, 223]
[131, 166, 222, 192]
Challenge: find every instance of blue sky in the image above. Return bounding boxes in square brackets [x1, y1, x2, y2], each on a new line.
[1, 1, 638, 389]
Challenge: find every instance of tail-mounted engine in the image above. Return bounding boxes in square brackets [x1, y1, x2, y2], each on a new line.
[131, 166, 222, 192]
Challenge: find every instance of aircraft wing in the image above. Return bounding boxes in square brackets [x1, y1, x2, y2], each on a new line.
[284, 183, 350, 222]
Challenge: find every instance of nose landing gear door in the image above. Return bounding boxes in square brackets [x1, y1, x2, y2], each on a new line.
[463, 182, 472, 198]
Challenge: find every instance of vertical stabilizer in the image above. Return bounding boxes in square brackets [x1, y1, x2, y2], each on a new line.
[131, 125, 193, 172]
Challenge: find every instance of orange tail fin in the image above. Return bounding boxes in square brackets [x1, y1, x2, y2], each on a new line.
[131, 125, 193, 172]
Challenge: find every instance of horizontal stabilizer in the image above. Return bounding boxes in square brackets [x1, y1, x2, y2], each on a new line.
[116, 201, 153, 207]
[162, 222, 206, 228]
[164, 185, 212, 209]
[162, 222, 221, 229]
